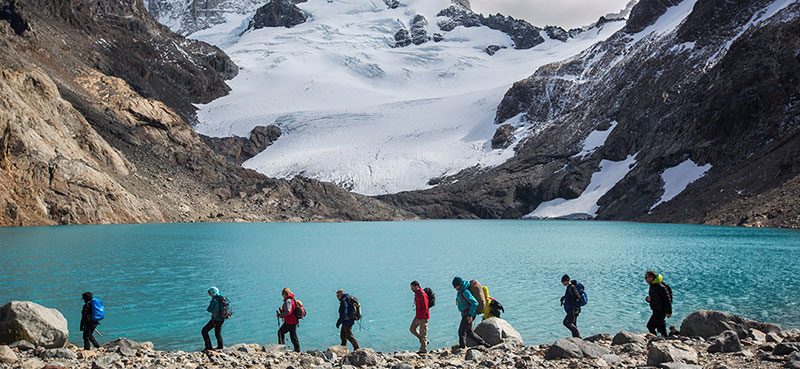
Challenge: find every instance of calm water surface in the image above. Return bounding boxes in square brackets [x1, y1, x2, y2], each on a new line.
[1, 220, 799, 352]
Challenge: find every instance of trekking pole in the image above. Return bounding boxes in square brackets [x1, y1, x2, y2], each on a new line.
[94, 329, 103, 337]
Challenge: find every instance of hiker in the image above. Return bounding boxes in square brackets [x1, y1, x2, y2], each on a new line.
[336, 289, 360, 350]
[80, 292, 103, 350]
[202, 287, 227, 350]
[409, 281, 430, 353]
[452, 277, 490, 349]
[560, 274, 582, 338]
[645, 270, 673, 336]
[276, 288, 301, 352]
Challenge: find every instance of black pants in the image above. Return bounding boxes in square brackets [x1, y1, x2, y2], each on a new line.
[563, 310, 580, 338]
[340, 324, 359, 349]
[458, 316, 487, 348]
[83, 321, 100, 350]
[202, 319, 224, 349]
[278, 323, 300, 352]
[647, 311, 668, 336]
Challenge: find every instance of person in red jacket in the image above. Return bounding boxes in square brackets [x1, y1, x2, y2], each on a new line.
[276, 288, 300, 352]
[410, 281, 430, 353]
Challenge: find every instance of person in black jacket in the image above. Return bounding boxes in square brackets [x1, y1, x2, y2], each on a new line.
[80, 292, 101, 350]
[560, 274, 582, 338]
[645, 270, 673, 336]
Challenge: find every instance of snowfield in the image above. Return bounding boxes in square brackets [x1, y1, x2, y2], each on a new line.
[190, 0, 627, 195]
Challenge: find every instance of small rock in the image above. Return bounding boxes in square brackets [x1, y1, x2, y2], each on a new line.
[342, 348, 378, 367]
[612, 331, 647, 346]
[647, 341, 698, 366]
[326, 345, 348, 357]
[465, 348, 484, 361]
[584, 333, 613, 342]
[42, 348, 77, 360]
[767, 332, 784, 343]
[21, 358, 45, 369]
[600, 353, 622, 364]
[91, 353, 121, 369]
[545, 337, 611, 360]
[264, 344, 289, 352]
[391, 362, 414, 369]
[708, 330, 742, 353]
[749, 329, 767, 343]
[8, 340, 35, 351]
[658, 363, 702, 369]
[0, 345, 18, 364]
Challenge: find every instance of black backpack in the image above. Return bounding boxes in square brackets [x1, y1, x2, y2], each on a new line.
[346, 296, 362, 321]
[423, 287, 435, 308]
[489, 298, 504, 318]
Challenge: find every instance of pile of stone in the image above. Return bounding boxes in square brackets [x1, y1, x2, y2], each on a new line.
[2, 301, 799, 369]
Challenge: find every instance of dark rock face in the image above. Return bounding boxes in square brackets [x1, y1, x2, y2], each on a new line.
[681, 310, 782, 339]
[383, 0, 399, 9]
[202, 125, 282, 165]
[625, 0, 682, 33]
[410, 14, 430, 45]
[384, 0, 800, 228]
[432, 32, 444, 42]
[544, 26, 568, 42]
[394, 29, 412, 47]
[246, 0, 307, 31]
[0, 0, 27, 35]
[436, 5, 544, 49]
[485, 45, 506, 56]
[491, 124, 514, 148]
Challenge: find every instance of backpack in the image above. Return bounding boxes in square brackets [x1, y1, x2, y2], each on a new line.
[346, 295, 362, 321]
[468, 280, 486, 313]
[488, 298, 504, 318]
[576, 282, 588, 307]
[90, 298, 105, 322]
[293, 299, 306, 319]
[218, 297, 233, 319]
[423, 287, 435, 308]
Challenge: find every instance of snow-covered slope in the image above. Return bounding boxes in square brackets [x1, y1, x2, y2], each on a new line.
[189, 0, 626, 195]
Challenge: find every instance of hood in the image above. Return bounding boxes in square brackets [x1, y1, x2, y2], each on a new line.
[208, 287, 221, 296]
[483, 285, 490, 299]
[285, 293, 295, 300]
[460, 280, 470, 290]
[650, 274, 664, 284]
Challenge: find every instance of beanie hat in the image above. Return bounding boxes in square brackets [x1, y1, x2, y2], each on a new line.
[208, 287, 220, 296]
[561, 274, 570, 282]
[452, 277, 463, 287]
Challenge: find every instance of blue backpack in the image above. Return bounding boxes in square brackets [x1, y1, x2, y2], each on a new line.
[576, 283, 588, 307]
[90, 298, 105, 321]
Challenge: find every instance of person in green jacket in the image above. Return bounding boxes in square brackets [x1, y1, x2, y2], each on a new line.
[453, 277, 490, 349]
[202, 287, 225, 351]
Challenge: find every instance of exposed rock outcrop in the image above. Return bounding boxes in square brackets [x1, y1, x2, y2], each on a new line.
[680, 310, 782, 339]
[245, 0, 307, 32]
[472, 317, 523, 346]
[0, 302, 68, 349]
[436, 5, 544, 49]
[202, 125, 282, 165]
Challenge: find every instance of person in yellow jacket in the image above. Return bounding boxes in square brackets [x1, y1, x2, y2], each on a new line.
[481, 286, 494, 320]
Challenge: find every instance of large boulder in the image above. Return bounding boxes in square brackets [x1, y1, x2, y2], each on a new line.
[707, 330, 742, 353]
[612, 331, 647, 346]
[680, 310, 781, 339]
[470, 317, 523, 346]
[342, 348, 378, 367]
[647, 341, 699, 366]
[773, 342, 800, 355]
[545, 337, 611, 360]
[0, 301, 68, 348]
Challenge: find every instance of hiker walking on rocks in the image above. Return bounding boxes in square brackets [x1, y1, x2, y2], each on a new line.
[452, 277, 490, 349]
[277, 288, 301, 352]
[202, 287, 230, 351]
[410, 281, 430, 353]
[560, 275, 582, 338]
[645, 271, 673, 336]
[80, 292, 104, 350]
[336, 289, 360, 350]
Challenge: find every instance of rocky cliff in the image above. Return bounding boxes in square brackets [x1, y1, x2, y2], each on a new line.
[383, 0, 800, 228]
[0, 0, 411, 226]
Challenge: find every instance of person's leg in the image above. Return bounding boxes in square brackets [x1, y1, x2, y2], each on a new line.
[340, 326, 348, 346]
[83, 323, 95, 350]
[87, 322, 101, 348]
[419, 319, 428, 352]
[410, 318, 421, 340]
[201, 320, 214, 350]
[654, 312, 668, 336]
[464, 319, 489, 347]
[278, 322, 288, 344]
[458, 316, 468, 348]
[288, 324, 300, 352]
[563, 311, 580, 338]
[343, 324, 359, 349]
[214, 320, 224, 349]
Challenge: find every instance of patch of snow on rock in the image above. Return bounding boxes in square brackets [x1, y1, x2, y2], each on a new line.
[650, 159, 711, 210]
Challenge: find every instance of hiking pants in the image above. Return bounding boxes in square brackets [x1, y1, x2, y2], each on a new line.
[83, 321, 100, 350]
[410, 318, 428, 352]
[647, 311, 668, 336]
[278, 322, 300, 352]
[340, 324, 359, 349]
[202, 319, 224, 349]
[563, 310, 580, 338]
[458, 316, 486, 349]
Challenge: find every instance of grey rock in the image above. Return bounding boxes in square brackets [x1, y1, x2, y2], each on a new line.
[342, 348, 378, 367]
[545, 337, 611, 360]
[102, 338, 149, 356]
[42, 348, 77, 360]
[465, 348, 484, 361]
[435, 5, 544, 49]
[647, 341, 698, 366]
[246, 0, 307, 31]
[773, 342, 800, 355]
[264, 344, 290, 352]
[92, 353, 121, 369]
[8, 340, 35, 351]
[612, 331, 647, 346]
[433, 33, 444, 42]
[0, 345, 17, 364]
[394, 29, 412, 48]
[326, 345, 348, 357]
[767, 332, 784, 343]
[600, 353, 622, 364]
[707, 330, 742, 353]
[0, 301, 69, 348]
[485, 45, 506, 56]
[410, 14, 431, 45]
[391, 362, 413, 369]
[749, 329, 767, 343]
[383, 0, 399, 9]
[585, 333, 613, 342]
[472, 317, 523, 346]
[680, 310, 781, 339]
[658, 363, 702, 369]
[543, 26, 568, 42]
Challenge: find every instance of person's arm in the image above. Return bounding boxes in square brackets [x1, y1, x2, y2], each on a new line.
[337, 300, 345, 327]
[207, 298, 218, 315]
[568, 285, 581, 305]
[80, 304, 88, 331]
[465, 290, 479, 317]
[279, 299, 293, 318]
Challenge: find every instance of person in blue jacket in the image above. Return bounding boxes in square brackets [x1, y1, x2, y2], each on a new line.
[336, 289, 360, 350]
[560, 274, 582, 338]
[202, 287, 225, 351]
[452, 277, 490, 349]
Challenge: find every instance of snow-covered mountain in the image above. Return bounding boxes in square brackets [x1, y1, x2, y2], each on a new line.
[179, 0, 626, 195]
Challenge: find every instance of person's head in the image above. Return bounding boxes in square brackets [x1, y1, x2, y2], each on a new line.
[82, 292, 93, 303]
[669, 326, 677, 332]
[336, 289, 345, 299]
[452, 277, 464, 290]
[410, 281, 420, 292]
[645, 271, 657, 284]
[208, 287, 220, 297]
[561, 274, 570, 286]
[282, 288, 293, 298]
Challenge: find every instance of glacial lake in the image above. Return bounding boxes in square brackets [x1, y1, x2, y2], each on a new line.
[1, 220, 799, 352]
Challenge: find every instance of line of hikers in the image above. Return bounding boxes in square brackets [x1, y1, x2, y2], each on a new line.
[77, 270, 673, 352]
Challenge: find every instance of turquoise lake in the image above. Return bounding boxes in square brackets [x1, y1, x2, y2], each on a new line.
[1, 220, 799, 352]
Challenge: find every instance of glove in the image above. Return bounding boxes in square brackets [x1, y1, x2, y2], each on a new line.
[560, 296, 564, 306]
[336, 323, 341, 329]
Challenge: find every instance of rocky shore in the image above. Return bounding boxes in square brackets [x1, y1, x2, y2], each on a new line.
[2, 302, 799, 369]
